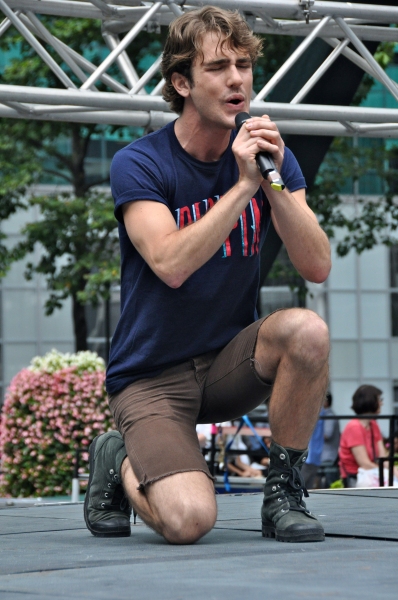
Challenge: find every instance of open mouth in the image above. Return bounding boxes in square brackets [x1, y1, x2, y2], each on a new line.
[226, 95, 244, 107]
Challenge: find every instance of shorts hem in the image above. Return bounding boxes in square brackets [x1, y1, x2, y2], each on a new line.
[137, 468, 216, 491]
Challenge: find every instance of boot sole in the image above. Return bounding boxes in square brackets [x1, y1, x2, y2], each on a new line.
[84, 435, 131, 538]
[262, 522, 325, 543]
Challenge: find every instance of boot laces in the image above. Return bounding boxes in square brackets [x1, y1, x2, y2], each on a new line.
[274, 464, 309, 513]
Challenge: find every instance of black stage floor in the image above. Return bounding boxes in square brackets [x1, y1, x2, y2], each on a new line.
[1, 488, 398, 599]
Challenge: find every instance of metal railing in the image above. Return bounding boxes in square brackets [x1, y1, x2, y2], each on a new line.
[70, 413, 398, 500]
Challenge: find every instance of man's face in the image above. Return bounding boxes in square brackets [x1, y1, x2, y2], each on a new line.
[185, 31, 253, 129]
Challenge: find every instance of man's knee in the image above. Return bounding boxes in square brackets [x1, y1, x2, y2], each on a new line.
[259, 308, 329, 366]
[161, 497, 217, 544]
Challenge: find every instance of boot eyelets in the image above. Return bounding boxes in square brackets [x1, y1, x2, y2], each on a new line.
[109, 469, 114, 475]
[272, 486, 276, 491]
[108, 483, 112, 488]
[101, 503, 105, 508]
[302, 457, 306, 462]
[278, 498, 283, 502]
[281, 508, 288, 513]
[105, 493, 109, 498]
[279, 453, 286, 460]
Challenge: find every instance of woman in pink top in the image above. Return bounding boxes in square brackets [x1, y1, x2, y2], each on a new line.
[339, 385, 387, 487]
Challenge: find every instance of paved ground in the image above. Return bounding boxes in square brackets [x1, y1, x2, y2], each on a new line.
[1, 488, 397, 599]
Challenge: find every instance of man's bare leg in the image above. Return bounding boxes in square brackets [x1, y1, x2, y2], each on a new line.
[254, 308, 329, 543]
[254, 308, 329, 447]
[121, 461, 217, 544]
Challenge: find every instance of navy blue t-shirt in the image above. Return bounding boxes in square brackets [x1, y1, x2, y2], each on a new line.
[106, 120, 306, 395]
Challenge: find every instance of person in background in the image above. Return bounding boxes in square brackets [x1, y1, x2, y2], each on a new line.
[301, 408, 325, 489]
[320, 392, 340, 487]
[339, 385, 387, 487]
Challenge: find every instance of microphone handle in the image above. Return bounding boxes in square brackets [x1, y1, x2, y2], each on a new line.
[256, 152, 277, 177]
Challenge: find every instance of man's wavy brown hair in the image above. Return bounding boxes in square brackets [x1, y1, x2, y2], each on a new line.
[161, 6, 262, 114]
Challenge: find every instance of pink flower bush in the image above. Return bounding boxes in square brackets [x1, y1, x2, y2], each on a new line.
[0, 350, 114, 497]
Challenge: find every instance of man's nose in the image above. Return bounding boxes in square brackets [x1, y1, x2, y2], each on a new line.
[227, 65, 243, 86]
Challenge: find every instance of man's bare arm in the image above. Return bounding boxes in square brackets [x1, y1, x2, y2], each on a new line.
[122, 178, 257, 288]
[267, 186, 331, 283]
[243, 115, 331, 283]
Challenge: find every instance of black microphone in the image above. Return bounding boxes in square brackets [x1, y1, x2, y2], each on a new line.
[235, 112, 285, 192]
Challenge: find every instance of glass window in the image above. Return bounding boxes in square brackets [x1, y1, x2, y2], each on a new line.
[329, 292, 358, 339]
[330, 341, 359, 378]
[362, 342, 389, 378]
[328, 248, 356, 290]
[360, 293, 389, 339]
[3, 290, 38, 341]
[3, 343, 38, 385]
[330, 380, 360, 418]
[259, 286, 298, 318]
[359, 246, 388, 290]
[40, 295, 74, 341]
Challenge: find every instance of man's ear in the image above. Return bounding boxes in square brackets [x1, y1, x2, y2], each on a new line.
[171, 72, 191, 98]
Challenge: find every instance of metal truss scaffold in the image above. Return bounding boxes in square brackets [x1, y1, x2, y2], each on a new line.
[0, 0, 397, 137]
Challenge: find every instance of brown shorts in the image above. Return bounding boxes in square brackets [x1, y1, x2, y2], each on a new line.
[109, 316, 273, 489]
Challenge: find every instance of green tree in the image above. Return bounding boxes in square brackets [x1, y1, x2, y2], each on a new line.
[308, 137, 398, 257]
[15, 192, 119, 351]
[0, 17, 145, 349]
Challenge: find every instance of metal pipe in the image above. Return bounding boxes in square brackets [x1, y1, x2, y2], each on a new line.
[102, 30, 142, 90]
[81, 1, 163, 90]
[335, 16, 398, 102]
[129, 54, 162, 95]
[88, 0, 117, 17]
[55, 38, 130, 94]
[26, 11, 93, 89]
[0, 0, 77, 88]
[388, 416, 396, 487]
[0, 12, 19, 37]
[1, 103, 398, 138]
[16, 12, 131, 94]
[150, 78, 165, 96]
[254, 16, 331, 101]
[322, 37, 382, 81]
[291, 38, 350, 104]
[3, 83, 398, 125]
[166, 1, 184, 18]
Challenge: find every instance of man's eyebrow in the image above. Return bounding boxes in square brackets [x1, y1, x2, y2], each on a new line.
[203, 57, 252, 67]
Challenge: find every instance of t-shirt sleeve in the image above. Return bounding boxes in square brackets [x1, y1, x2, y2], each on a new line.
[280, 147, 306, 193]
[110, 145, 169, 224]
[343, 421, 366, 449]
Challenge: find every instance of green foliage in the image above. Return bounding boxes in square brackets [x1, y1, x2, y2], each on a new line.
[308, 137, 398, 257]
[0, 350, 113, 498]
[0, 133, 37, 277]
[15, 191, 119, 315]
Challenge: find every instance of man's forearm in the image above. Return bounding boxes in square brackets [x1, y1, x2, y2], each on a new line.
[267, 186, 331, 283]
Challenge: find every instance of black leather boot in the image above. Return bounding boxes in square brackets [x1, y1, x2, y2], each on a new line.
[261, 441, 325, 543]
[84, 431, 132, 537]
